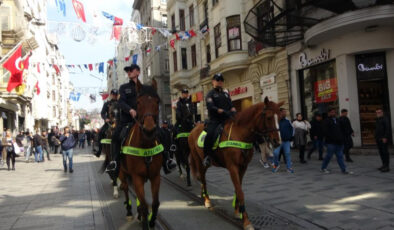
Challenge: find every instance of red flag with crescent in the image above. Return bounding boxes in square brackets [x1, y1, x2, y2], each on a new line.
[2, 45, 26, 92]
[72, 0, 86, 23]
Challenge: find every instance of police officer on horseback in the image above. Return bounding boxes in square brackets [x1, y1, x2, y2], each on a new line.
[203, 73, 236, 167]
[107, 64, 176, 172]
[94, 89, 118, 158]
[174, 89, 194, 139]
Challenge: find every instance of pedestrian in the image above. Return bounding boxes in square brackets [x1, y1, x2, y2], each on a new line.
[78, 130, 86, 149]
[48, 128, 55, 153]
[339, 109, 354, 162]
[292, 113, 310, 163]
[33, 131, 43, 163]
[24, 132, 33, 162]
[59, 127, 76, 173]
[272, 108, 294, 173]
[41, 131, 50, 161]
[258, 139, 273, 168]
[4, 130, 16, 170]
[307, 113, 324, 160]
[159, 120, 175, 174]
[375, 108, 391, 172]
[51, 131, 61, 154]
[321, 107, 352, 174]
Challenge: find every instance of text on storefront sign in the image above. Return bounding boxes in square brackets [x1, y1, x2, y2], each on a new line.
[299, 49, 330, 68]
[229, 87, 248, 96]
[357, 63, 383, 72]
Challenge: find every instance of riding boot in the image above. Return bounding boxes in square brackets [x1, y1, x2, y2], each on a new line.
[94, 143, 102, 158]
[203, 151, 212, 167]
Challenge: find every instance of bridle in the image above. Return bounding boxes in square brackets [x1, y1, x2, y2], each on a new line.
[133, 94, 160, 139]
[251, 106, 280, 146]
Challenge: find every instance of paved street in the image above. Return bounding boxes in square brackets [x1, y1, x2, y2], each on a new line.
[0, 147, 393, 230]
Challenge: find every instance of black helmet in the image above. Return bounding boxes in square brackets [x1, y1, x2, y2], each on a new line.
[124, 64, 140, 72]
[212, 73, 224, 81]
[181, 88, 189, 94]
[110, 89, 119, 95]
[163, 120, 168, 125]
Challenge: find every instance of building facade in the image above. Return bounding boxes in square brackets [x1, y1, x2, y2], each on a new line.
[167, 0, 290, 123]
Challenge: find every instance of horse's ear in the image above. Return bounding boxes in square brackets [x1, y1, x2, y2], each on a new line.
[136, 79, 142, 93]
[264, 96, 270, 105]
[277, 101, 285, 108]
[151, 78, 158, 91]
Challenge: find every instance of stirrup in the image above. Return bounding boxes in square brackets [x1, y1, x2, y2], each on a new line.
[106, 161, 117, 172]
[203, 156, 211, 167]
[170, 144, 177, 152]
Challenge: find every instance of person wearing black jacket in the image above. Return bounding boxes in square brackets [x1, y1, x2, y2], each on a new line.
[174, 89, 195, 139]
[159, 121, 174, 174]
[307, 113, 324, 160]
[203, 73, 236, 167]
[94, 89, 118, 157]
[321, 108, 351, 174]
[33, 132, 44, 163]
[339, 109, 354, 162]
[375, 108, 391, 172]
[60, 127, 76, 173]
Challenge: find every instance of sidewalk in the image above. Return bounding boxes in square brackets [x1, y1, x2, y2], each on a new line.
[0, 148, 105, 230]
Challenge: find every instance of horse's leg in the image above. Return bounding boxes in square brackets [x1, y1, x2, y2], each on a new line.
[149, 173, 161, 228]
[234, 166, 247, 219]
[112, 172, 119, 199]
[228, 166, 254, 230]
[119, 171, 133, 221]
[185, 146, 191, 186]
[133, 175, 149, 230]
[200, 167, 211, 208]
[175, 143, 183, 177]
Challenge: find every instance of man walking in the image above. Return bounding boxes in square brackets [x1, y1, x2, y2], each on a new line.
[375, 108, 391, 172]
[339, 109, 354, 162]
[33, 131, 43, 163]
[321, 108, 352, 174]
[272, 108, 294, 173]
[307, 113, 324, 160]
[59, 127, 76, 173]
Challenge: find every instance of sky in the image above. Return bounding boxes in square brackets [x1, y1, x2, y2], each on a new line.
[47, 0, 134, 112]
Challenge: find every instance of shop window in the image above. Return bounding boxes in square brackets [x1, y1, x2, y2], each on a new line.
[206, 45, 211, 63]
[299, 61, 338, 120]
[214, 23, 221, 58]
[227, 15, 242, 51]
[179, 9, 185, 31]
[191, 44, 197, 68]
[189, 4, 194, 27]
[173, 51, 177, 72]
[181, 48, 187, 70]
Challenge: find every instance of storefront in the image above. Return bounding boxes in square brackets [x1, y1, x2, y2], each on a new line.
[228, 83, 253, 112]
[288, 26, 394, 147]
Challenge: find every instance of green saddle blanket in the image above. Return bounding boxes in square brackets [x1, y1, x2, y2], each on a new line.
[197, 131, 253, 150]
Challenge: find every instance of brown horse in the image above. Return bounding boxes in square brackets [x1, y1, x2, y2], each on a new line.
[188, 97, 283, 230]
[118, 79, 163, 230]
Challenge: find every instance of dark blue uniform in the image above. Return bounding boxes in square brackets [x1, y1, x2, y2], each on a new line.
[174, 97, 195, 135]
[204, 87, 234, 158]
[95, 99, 118, 157]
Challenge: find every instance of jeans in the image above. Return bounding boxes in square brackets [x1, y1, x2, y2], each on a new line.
[25, 146, 32, 161]
[308, 139, 324, 159]
[35, 146, 43, 162]
[321, 144, 346, 172]
[273, 141, 292, 169]
[62, 149, 73, 170]
[377, 140, 390, 167]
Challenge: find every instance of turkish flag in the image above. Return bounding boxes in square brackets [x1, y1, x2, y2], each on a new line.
[189, 29, 197, 37]
[88, 64, 93, 71]
[37, 62, 40, 73]
[111, 26, 122, 40]
[170, 39, 175, 49]
[72, 0, 86, 23]
[2, 45, 25, 92]
[35, 81, 40, 95]
[114, 16, 123, 26]
[53, 64, 61, 75]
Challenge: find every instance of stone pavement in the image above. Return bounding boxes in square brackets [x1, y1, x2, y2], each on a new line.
[178, 150, 394, 230]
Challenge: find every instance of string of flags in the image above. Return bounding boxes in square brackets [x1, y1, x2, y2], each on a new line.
[27, 62, 106, 74]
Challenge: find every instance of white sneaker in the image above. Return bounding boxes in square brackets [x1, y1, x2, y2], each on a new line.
[259, 159, 270, 168]
[321, 168, 331, 174]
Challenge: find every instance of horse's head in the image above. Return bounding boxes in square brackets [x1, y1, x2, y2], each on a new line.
[108, 102, 119, 128]
[257, 97, 284, 148]
[136, 79, 161, 139]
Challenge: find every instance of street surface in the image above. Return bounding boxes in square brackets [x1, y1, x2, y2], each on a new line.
[0, 148, 393, 230]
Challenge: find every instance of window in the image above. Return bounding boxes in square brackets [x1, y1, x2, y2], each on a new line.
[53, 107, 56, 118]
[0, 7, 10, 30]
[162, 14, 167, 27]
[213, 0, 219, 7]
[173, 51, 177, 72]
[191, 45, 197, 68]
[161, 0, 167, 3]
[181, 48, 187, 70]
[165, 59, 169, 71]
[214, 23, 221, 58]
[179, 9, 185, 31]
[206, 45, 211, 63]
[227, 15, 242, 51]
[189, 4, 194, 27]
[171, 14, 175, 31]
[163, 81, 170, 94]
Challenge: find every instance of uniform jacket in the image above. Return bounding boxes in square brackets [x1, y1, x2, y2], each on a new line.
[118, 80, 138, 124]
[206, 88, 234, 122]
[176, 97, 194, 124]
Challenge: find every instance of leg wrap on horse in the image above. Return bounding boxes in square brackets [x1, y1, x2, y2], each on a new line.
[239, 205, 245, 214]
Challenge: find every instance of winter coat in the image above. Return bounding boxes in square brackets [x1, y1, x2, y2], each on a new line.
[309, 119, 324, 140]
[278, 118, 294, 142]
[323, 117, 344, 145]
[339, 116, 354, 148]
[375, 116, 391, 141]
[292, 120, 310, 146]
[59, 134, 76, 151]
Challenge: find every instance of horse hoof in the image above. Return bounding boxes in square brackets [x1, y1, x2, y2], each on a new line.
[234, 212, 241, 219]
[126, 216, 134, 222]
[113, 193, 119, 199]
[244, 224, 255, 230]
[180, 174, 185, 179]
[204, 200, 212, 208]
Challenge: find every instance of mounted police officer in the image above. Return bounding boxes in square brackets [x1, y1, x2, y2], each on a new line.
[107, 64, 175, 172]
[174, 89, 194, 139]
[203, 73, 236, 167]
[94, 89, 118, 158]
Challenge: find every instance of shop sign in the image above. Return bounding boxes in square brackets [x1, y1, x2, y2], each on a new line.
[191, 91, 203, 103]
[299, 49, 330, 68]
[229, 87, 248, 97]
[260, 74, 278, 102]
[260, 74, 276, 87]
[357, 63, 384, 72]
[314, 78, 338, 103]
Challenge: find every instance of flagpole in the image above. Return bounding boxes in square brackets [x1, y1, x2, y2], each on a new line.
[0, 41, 23, 66]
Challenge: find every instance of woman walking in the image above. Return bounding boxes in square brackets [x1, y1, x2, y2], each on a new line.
[293, 113, 311, 164]
[5, 130, 16, 170]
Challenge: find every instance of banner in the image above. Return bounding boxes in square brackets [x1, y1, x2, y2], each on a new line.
[314, 78, 338, 103]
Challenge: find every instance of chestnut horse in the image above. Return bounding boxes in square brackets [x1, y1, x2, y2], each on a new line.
[118, 79, 163, 230]
[188, 97, 283, 230]
[100, 102, 120, 199]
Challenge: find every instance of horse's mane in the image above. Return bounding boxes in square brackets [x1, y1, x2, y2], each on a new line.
[138, 84, 161, 103]
[234, 102, 265, 126]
